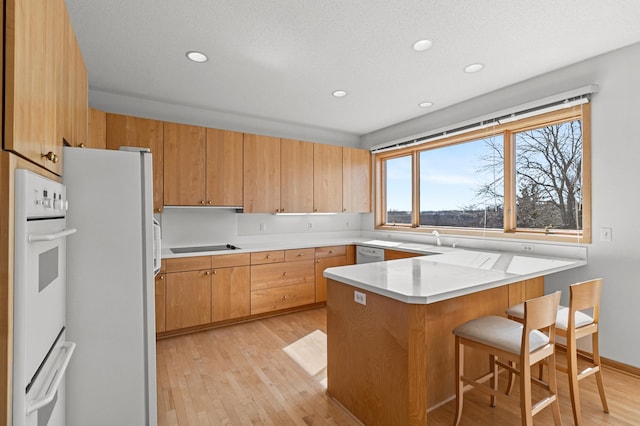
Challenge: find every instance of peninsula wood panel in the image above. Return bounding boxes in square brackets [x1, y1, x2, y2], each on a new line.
[87, 108, 106, 149]
[250, 260, 315, 291]
[327, 280, 427, 425]
[106, 113, 164, 212]
[163, 122, 207, 206]
[243, 134, 281, 213]
[507, 276, 544, 306]
[327, 277, 524, 424]
[206, 129, 243, 206]
[343, 147, 371, 212]
[313, 143, 343, 212]
[280, 138, 314, 213]
[211, 266, 250, 322]
[250, 282, 316, 315]
[165, 269, 211, 330]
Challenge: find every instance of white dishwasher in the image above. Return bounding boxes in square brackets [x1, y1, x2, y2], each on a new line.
[356, 245, 385, 263]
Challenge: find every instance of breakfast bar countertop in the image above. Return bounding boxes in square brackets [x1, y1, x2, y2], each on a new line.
[323, 250, 586, 304]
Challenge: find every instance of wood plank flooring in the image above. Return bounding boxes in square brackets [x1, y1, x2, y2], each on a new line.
[156, 307, 640, 425]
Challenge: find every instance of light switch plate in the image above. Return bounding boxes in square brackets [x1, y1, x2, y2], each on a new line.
[600, 227, 612, 242]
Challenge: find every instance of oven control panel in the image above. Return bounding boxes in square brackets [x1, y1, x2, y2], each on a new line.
[15, 169, 68, 219]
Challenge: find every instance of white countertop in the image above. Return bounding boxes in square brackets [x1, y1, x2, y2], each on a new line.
[160, 237, 453, 259]
[323, 250, 586, 304]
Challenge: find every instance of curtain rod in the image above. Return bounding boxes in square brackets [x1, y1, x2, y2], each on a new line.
[370, 84, 599, 154]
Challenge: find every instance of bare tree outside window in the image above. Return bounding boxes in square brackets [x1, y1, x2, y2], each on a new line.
[514, 120, 582, 231]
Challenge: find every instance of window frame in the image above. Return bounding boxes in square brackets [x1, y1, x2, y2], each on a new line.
[374, 104, 591, 243]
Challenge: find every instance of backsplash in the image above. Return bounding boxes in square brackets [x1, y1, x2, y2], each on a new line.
[160, 207, 368, 247]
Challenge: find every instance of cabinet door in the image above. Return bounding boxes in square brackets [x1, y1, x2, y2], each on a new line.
[4, 0, 64, 175]
[384, 249, 422, 261]
[314, 144, 343, 212]
[212, 266, 250, 322]
[106, 114, 164, 212]
[343, 147, 371, 212]
[87, 108, 107, 149]
[281, 139, 314, 213]
[165, 270, 211, 331]
[243, 134, 281, 213]
[163, 122, 207, 206]
[206, 129, 243, 206]
[155, 273, 166, 332]
[315, 255, 348, 302]
[71, 28, 88, 148]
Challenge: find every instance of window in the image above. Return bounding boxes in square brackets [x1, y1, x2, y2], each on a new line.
[375, 104, 591, 242]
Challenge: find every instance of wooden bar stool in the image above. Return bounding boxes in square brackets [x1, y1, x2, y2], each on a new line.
[453, 291, 562, 426]
[505, 278, 609, 425]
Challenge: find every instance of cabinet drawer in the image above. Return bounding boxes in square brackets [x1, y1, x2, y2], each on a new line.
[251, 282, 316, 315]
[211, 253, 250, 268]
[285, 248, 315, 262]
[251, 250, 285, 265]
[165, 256, 211, 272]
[315, 245, 346, 259]
[251, 260, 315, 291]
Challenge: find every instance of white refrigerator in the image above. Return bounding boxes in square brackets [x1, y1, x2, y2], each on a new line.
[62, 147, 158, 426]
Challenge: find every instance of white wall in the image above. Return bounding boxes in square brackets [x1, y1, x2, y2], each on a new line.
[89, 89, 361, 147]
[160, 207, 367, 248]
[360, 43, 640, 368]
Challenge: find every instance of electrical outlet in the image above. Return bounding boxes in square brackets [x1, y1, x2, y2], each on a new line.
[307, 222, 313, 229]
[521, 244, 535, 252]
[600, 227, 612, 242]
[259, 223, 266, 232]
[354, 291, 366, 305]
[345, 221, 350, 228]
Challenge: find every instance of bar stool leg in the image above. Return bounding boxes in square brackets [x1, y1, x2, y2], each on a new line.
[548, 350, 562, 425]
[454, 337, 464, 426]
[592, 331, 609, 413]
[506, 361, 516, 395]
[519, 362, 533, 426]
[567, 334, 582, 426]
[490, 355, 498, 407]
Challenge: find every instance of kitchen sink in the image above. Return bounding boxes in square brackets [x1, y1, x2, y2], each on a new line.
[170, 244, 241, 254]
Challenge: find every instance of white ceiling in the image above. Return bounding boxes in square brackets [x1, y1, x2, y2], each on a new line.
[66, 0, 640, 136]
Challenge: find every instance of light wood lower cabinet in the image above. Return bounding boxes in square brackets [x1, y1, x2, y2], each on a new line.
[212, 265, 251, 322]
[315, 245, 349, 302]
[165, 269, 211, 331]
[384, 249, 423, 261]
[155, 272, 166, 333]
[250, 249, 316, 315]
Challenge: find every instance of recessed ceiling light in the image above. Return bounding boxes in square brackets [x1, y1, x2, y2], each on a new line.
[464, 63, 484, 73]
[419, 101, 434, 108]
[186, 51, 208, 63]
[412, 39, 433, 52]
[332, 90, 347, 98]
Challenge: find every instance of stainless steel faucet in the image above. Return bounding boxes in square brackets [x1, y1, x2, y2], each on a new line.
[432, 230, 441, 246]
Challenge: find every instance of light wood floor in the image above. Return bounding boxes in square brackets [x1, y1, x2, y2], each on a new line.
[156, 307, 640, 425]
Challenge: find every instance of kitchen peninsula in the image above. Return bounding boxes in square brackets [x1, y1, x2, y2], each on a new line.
[323, 250, 585, 425]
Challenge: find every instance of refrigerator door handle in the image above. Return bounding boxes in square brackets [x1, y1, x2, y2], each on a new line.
[28, 228, 77, 243]
[26, 341, 76, 414]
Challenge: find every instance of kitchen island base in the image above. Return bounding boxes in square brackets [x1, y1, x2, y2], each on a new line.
[326, 277, 543, 425]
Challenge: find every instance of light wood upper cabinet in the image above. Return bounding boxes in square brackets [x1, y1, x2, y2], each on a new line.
[4, 0, 80, 175]
[281, 139, 314, 213]
[163, 122, 207, 206]
[206, 129, 243, 206]
[314, 143, 343, 212]
[106, 114, 164, 212]
[243, 134, 281, 213]
[87, 108, 107, 149]
[70, 25, 88, 148]
[343, 147, 371, 212]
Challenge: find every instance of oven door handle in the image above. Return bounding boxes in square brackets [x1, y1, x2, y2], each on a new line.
[28, 228, 77, 243]
[26, 341, 76, 415]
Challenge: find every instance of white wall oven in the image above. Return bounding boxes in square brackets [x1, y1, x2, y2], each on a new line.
[13, 170, 76, 426]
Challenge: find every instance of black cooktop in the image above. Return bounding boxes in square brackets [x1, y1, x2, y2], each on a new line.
[170, 244, 240, 254]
